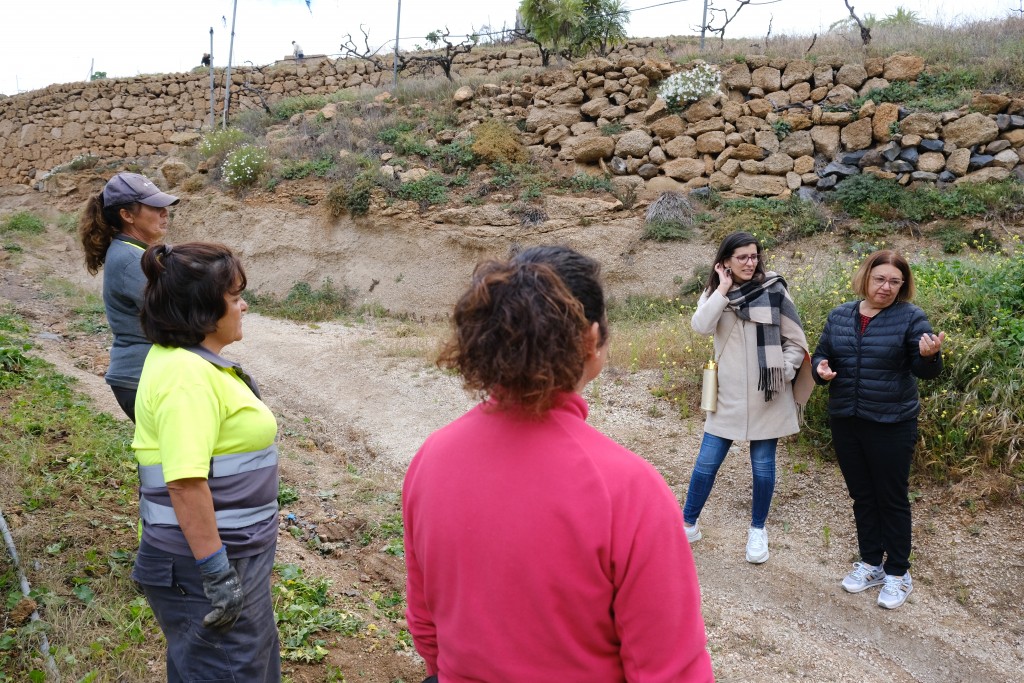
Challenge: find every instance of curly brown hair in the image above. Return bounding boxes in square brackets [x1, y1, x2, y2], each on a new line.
[438, 251, 604, 416]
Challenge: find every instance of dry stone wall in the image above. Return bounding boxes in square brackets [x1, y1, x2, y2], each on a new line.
[3, 40, 1024, 197]
[452, 53, 1024, 198]
[0, 41, 589, 185]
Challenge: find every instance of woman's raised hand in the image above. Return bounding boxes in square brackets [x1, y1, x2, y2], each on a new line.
[816, 359, 837, 381]
[714, 263, 733, 294]
[919, 331, 945, 358]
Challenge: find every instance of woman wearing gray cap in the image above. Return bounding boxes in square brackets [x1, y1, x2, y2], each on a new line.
[79, 172, 179, 422]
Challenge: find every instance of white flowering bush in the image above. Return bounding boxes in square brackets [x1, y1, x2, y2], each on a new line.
[658, 62, 722, 113]
[199, 127, 248, 159]
[221, 145, 269, 188]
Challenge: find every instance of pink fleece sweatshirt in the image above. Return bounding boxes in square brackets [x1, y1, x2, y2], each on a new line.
[403, 392, 713, 682]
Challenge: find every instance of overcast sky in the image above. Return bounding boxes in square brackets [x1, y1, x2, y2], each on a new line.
[0, 0, 1015, 96]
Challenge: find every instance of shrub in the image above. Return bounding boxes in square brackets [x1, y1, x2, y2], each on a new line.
[271, 94, 329, 121]
[57, 212, 79, 233]
[231, 109, 273, 138]
[181, 174, 206, 192]
[834, 175, 1024, 224]
[561, 173, 614, 193]
[471, 120, 527, 165]
[643, 219, 694, 241]
[221, 145, 269, 188]
[66, 154, 99, 171]
[709, 195, 827, 246]
[772, 119, 792, 141]
[0, 212, 46, 235]
[643, 192, 696, 241]
[244, 280, 355, 322]
[198, 127, 248, 159]
[398, 173, 449, 207]
[658, 62, 721, 113]
[430, 140, 478, 173]
[279, 154, 337, 180]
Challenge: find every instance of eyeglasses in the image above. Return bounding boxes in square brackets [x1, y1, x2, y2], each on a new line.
[730, 254, 759, 264]
[870, 275, 904, 289]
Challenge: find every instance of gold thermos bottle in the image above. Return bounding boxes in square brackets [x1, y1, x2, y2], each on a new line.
[700, 359, 718, 412]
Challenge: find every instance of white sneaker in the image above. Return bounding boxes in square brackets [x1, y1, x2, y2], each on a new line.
[745, 527, 769, 564]
[684, 520, 702, 543]
[878, 573, 913, 609]
[842, 561, 886, 593]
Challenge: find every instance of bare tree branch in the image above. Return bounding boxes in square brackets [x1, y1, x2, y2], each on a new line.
[805, 33, 818, 55]
[397, 27, 479, 82]
[694, 0, 782, 48]
[843, 0, 872, 46]
[339, 25, 389, 72]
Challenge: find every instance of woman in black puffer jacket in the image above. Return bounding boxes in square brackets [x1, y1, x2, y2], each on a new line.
[812, 250, 944, 611]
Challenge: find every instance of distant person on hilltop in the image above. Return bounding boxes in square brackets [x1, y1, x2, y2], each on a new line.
[292, 41, 303, 60]
[201, 53, 211, 67]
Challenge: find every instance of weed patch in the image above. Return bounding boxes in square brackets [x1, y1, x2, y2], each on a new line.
[279, 154, 337, 180]
[0, 212, 46, 236]
[245, 280, 356, 322]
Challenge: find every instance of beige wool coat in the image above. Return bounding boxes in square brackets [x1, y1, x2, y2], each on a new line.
[692, 287, 813, 441]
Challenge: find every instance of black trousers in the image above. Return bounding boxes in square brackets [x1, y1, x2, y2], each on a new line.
[830, 415, 917, 576]
[109, 385, 137, 423]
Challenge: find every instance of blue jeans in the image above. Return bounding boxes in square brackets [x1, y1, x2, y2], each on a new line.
[682, 433, 778, 529]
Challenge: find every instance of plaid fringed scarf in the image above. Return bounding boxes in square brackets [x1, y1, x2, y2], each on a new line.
[727, 273, 809, 402]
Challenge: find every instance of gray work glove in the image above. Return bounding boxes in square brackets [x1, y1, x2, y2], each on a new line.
[196, 546, 244, 629]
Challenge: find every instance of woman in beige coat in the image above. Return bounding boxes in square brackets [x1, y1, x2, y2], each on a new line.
[682, 232, 813, 564]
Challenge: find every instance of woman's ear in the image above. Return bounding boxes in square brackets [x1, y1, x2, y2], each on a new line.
[584, 321, 602, 359]
[119, 207, 134, 225]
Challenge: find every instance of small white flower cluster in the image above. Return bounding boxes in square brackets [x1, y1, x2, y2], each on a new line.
[221, 145, 269, 188]
[658, 62, 722, 113]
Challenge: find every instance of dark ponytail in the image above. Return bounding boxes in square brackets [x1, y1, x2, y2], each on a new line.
[78, 192, 141, 275]
[140, 242, 246, 348]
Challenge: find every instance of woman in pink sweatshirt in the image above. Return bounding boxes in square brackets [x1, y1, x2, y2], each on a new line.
[403, 246, 714, 683]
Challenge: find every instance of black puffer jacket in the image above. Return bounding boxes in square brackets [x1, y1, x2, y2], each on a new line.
[811, 300, 942, 423]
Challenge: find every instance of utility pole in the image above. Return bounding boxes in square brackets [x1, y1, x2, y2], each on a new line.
[208, 28, 216, 129]
[700, 0, 709, 50]
[88, 58, 94, 81]
[392, 0, 402, 90]
[223, 0, 238, 128]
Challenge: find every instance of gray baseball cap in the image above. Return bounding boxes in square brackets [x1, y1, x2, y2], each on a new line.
[102, 172, 180, 208]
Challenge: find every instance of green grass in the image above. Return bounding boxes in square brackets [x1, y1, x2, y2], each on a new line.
[708, 194, 828, 247]
[643, 219, 695, 242]
[397, 173, 449, 206]
[0, 309, 162, 681]
[244, 280, 356, 322]
[279, 154, 337, 180]
[852, 69, 978, 112]
[0, 212, 46, 236]
[833, 175, 1024, 226]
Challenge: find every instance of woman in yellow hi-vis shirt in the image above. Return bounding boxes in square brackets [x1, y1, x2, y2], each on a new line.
[130, 242, 280, 682]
